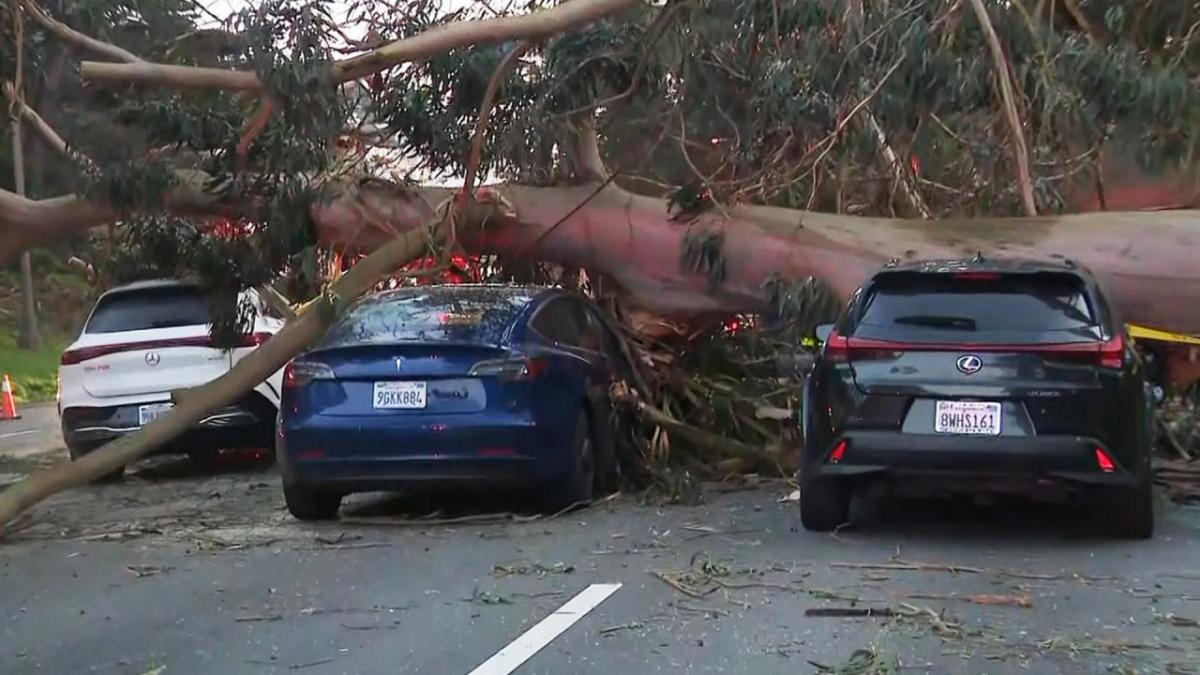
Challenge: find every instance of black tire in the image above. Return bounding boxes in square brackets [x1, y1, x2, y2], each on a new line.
[67, 443, 126, 483]
[799, 471, 851, 532]
[283, 483, 342, 521]
[1107, 475, 1155, 540]
[544, 412, 596, 511]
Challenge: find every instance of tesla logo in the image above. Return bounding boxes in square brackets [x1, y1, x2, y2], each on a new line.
[145, 352, 161, 367]
[956, 354, 982, 375]
[394, 357, 405, 370]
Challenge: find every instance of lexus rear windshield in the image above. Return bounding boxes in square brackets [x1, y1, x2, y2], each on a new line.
[85, 285, 211, 334]
[848, 272, 1105, 344]
[321, 287, 535, 348]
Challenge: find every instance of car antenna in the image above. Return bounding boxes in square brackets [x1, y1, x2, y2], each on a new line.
[971, 251, 985, 263]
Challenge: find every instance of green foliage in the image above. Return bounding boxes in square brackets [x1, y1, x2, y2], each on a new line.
[364, 0, 1200, 216]
[0, 332, 64, 403]
[13, 0, 1200, 350]
[761, 274, 841, 340]
[679, 230, 726, 292]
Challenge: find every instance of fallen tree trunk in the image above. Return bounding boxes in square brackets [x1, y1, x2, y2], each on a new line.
[312, 181, 1200, 335]
[6, 178, 1200, 335]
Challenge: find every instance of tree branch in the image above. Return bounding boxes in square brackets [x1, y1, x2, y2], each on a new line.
[462, 41, 532, 201]
[79, 0, 642, 92]
[968, 0, 1038, 216]
[569, 116, 610, 182]
[2, 81, 94, 169]
[18, 0, 141, 64]
[862, 108, 931, 218]
[1061, 0, 1102, 47]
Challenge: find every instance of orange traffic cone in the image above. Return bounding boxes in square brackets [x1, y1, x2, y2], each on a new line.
[1, 374, 20, 421]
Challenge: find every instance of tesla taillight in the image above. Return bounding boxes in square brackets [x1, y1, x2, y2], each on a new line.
[469, 357, 548, 381]
[1095, 448, 1116, 473]
[283, 361, 335, 388]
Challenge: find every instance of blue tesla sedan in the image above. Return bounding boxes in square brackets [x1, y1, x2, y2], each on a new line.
[276, 284, 625, 520]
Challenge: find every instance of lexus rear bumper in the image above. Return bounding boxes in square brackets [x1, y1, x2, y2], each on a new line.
[806, 431, 1142, 488]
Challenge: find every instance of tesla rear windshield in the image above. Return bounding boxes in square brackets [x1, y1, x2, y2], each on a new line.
[85, 285, 211, 334]
[850, 272, 1104, 344]
[321, 287, 535, 347]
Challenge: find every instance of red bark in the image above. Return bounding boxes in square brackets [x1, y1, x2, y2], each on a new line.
[312, 182, 1200, 337]
[5, 179, 1200, 339]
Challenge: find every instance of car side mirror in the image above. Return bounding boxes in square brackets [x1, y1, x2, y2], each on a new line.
[814, 324, 834, 343]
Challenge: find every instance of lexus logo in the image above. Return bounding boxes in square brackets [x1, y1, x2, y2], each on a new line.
[955, 354, 982, 375]
[394, 357, 405, 370]
[145, 351, 161, 367]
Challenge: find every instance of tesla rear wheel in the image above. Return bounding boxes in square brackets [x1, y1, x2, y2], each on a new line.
[544, 413, 596, 512]
[68, 443, 126, 483]
[1108, 476, 1154, 540]
[799, 472, 851, 532]
[283, 483, 342, 521]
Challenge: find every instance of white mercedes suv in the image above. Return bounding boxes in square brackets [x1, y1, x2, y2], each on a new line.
[58, 279, 286, 479]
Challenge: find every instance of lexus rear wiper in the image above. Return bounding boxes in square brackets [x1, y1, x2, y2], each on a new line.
[892, 314, 977, 330]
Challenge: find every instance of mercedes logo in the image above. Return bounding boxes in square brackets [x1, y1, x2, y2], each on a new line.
[145, 351, 161, 367]
[955, 354, 982, 375]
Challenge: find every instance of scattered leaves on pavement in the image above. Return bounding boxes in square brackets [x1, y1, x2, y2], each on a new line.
[492, 561, 575, 577]
[809, 647, 898, 674]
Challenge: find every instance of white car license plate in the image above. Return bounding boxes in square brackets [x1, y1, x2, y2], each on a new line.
[373, 381, 427, 409]
[934, 401, 1002, 436]
[138, 402, 174, 426]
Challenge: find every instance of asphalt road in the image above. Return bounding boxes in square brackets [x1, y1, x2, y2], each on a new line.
[2, 407, 1200, 674]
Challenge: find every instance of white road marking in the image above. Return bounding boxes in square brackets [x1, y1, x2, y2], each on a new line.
[0, 429, 37, 441]
[466, 582, 622, 675]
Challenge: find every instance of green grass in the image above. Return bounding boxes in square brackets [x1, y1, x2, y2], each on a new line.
[0, 332, 66, 404]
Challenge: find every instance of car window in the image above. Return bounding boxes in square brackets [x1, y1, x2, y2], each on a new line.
[578, 306, 613, 355]
[531, 298, 586, 347]
[850, 272, 1103, 344]
[322, 287, 532, 347]
[85, 285, 211, 333]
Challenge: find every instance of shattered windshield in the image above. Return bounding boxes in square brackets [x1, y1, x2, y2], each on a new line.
[320, 286, 535, 347]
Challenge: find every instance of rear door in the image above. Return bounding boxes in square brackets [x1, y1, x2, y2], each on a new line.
[836, 271, 1119, 438]
[73, 285, 229, 399]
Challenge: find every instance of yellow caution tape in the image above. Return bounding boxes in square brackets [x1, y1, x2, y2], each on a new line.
[1127, 323, 1200, 347]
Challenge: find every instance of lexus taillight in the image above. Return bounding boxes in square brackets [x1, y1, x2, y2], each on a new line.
[1029, 335, 1124, 369]
[1097, 335, 1124, 370]
[469, 357, 548, 381]
[822, 332, 850, 363]
[283, 361, 335, 389]
[828, 440, 847, 464]
[822, 331, 903, 363]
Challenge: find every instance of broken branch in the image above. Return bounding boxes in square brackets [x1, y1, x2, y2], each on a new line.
[79, 0, 641, 92]
[967, 0, 1038, 216]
